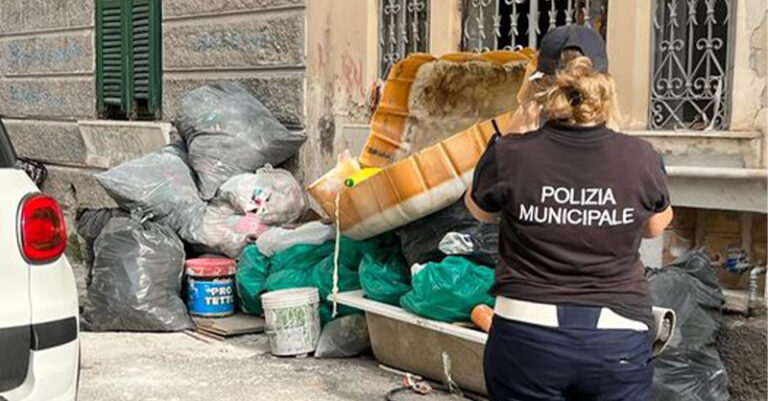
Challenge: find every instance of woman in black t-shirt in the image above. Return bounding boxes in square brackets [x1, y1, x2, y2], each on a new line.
[466, 26, 673, 401]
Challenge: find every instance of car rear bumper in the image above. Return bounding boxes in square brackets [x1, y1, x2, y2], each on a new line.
[0, 319, 79, 401]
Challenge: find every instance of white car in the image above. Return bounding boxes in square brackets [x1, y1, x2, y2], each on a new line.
[0, 121, 80, 401]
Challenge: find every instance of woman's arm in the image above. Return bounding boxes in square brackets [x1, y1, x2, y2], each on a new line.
[643, 205, 673, 238]
[465, 184, 500, 223]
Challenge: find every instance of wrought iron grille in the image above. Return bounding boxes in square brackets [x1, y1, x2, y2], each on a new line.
[650, 0, 734, 130]
[380, 0, 430, 78]
[462, 0, 608, 52]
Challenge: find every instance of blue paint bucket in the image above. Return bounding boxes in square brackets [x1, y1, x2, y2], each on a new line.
[186, 258, 236, 317]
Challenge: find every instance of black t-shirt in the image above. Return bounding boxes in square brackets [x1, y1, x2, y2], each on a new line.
[470, 122, 670, 327]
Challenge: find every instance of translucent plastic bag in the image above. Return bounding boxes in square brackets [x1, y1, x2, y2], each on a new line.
[178, 200, 269, 259]
[217, 165, 306, 225]
[315, 314, 371, 359]
[82, 214, 193, 332]
[400, 256, 495, 323]
[177, 83, 306, 199]
[647, 250, 729, 401]
[256, 222, 335, 257]
[397, 200, 499, 267]
[96, 141, 201, 226]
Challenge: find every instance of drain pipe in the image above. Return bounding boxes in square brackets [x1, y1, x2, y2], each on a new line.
[748, 266, 766, 316]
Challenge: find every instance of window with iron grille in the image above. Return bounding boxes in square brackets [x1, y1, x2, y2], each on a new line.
[462, 0, 608, 52]
[96, 0, 162, 120]
[649, 0, 735, 130]
[379, 0, 430, 78]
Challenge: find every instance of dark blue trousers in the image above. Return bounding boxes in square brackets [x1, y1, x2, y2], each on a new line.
[484, 307, 653, 401]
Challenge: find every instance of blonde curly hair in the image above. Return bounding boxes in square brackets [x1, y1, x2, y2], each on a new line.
[524, 49, 620, 128]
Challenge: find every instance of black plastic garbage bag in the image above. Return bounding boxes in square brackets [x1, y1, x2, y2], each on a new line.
[396, 199, 498, 267]
[82, 214, 194, 332]
[76, 208, 129, 285]
[177, 83, 306, 199]
[647, 250, 728, 401]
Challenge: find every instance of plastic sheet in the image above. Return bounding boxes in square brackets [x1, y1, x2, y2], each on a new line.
[82, 214, 193, 332]
[218, 165, 306, 225]
[314, 314, 371, 359]
[400, 256, 496, 323]
[96, 141, 202, 227]
[177, 83, 306, 199]
[256, 222, 335, 257]
[397, 200, 499, 267]
[647, 250, 729, 401]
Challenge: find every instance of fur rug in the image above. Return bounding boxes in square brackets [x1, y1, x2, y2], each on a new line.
[398, 59, 528, 158]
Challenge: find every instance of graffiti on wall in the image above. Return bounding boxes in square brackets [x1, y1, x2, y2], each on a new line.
[5, 42, 84, 67]
[8, 84, 65, 110]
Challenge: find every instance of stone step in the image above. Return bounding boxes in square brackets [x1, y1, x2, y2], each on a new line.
[626, 130, 764, 169]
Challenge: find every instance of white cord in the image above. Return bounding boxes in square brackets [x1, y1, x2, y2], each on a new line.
[331, 192, 341, 317]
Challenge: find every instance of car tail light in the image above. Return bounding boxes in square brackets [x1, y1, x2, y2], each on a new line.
[19, 194, 67, 263]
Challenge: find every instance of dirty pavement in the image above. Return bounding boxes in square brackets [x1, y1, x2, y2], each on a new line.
[78, 332, 453, 401]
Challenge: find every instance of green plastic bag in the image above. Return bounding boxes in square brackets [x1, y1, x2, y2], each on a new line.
[236, 245, 271, 315]
[359, 252, 411, 305]
[266, 243, 332, 292]
[237, 234, 400, 324]
[400, 256, 495, 323]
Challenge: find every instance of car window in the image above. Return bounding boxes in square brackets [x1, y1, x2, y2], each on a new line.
[0, 120, 17, 168]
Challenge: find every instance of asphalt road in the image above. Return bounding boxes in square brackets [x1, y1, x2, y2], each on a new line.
[78, 332, 457, 401]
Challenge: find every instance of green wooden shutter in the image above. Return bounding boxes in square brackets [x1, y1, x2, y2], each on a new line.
[96, 0, 130, 117]
[130, 0, 161, 119]
[96, 0, 161, 120]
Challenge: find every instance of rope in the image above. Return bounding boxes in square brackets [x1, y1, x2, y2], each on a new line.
[331, 192, 341, 317]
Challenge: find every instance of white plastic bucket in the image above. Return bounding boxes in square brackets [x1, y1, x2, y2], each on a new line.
[261, 288, 321, 356]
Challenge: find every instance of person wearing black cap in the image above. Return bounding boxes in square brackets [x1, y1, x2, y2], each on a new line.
[465, 25, 673, 401]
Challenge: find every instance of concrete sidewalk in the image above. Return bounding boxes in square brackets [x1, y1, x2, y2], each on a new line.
[78, 332, 456, 401]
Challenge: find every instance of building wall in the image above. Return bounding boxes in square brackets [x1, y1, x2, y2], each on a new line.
[0, 0, 307, 300]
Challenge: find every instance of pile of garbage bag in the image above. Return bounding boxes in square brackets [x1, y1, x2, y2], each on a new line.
[647, 250, 729, 401]
[81, 83, 307, 332]
[237, 233, 404, 324]
[80, 81, 503, 341]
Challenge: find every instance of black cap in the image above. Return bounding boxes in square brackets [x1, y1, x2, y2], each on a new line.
[536, 25, 608, 75]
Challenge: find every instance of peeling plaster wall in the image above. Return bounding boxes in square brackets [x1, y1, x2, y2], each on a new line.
[731, 1, 768, 135]
[302, 0, 379, 185]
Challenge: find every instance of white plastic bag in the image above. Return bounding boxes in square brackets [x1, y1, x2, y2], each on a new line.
[256, 222, 335, 257]
[231, 165, 306, 225]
